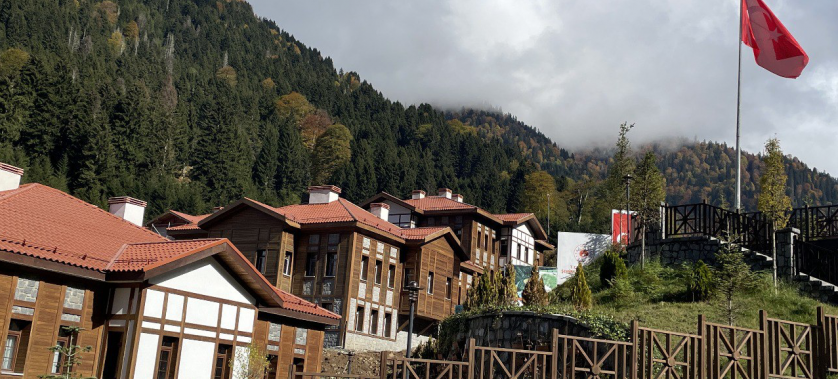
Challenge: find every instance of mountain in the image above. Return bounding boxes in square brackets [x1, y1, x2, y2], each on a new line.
[1, 0, 835, 237]
[448, 108, 838, 211]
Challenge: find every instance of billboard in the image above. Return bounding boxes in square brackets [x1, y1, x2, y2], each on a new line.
[611, 209, 635, 244]
[555, 232, 611, 285]
[513, 266, 559, 297]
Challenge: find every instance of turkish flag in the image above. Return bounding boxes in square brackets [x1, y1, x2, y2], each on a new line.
[741, 0, 808, 78]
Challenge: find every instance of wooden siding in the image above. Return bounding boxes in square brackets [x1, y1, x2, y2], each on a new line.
[204, 207, 296, 291]
[0, 270, 105, 379]
[400, 238, 460, 321]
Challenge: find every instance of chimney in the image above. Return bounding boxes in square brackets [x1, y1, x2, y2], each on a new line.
[411, 190, 426, 200]
[0, 163, 23, 192]
[438, 188, 452, 199]
[370, 203, 390, 221]
[453, 194, 463, 203]
[108, 196, 147, 226]
[308, 185, 341, 204]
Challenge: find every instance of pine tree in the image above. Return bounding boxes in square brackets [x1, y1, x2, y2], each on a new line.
[758, 138, 791, 288]
[599, 248, 628, 287]
[715, 238, 757, 325]
[605, 122, 635, 211]
[631, 151, 666, 267]
[500, 264, 518, 306]
[522, 266, 548, 307]
[571, 263, 592, 311]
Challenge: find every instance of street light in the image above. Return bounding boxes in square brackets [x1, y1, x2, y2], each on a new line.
[623, 174, 633, 245]
[403, 281, 421, 379]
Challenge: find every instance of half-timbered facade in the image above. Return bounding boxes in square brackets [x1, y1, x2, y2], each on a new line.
[0, 163, 338, 379]
[166, 186, 467, 351]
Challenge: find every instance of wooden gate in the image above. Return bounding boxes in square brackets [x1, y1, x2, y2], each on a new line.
[554, 330, 633, 379]
[764, 314, 815, 379]
[470, 342, 552, 379]
[636, 326, 702, 379]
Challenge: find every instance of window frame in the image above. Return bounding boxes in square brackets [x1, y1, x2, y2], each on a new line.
[255, 249, 268, 274]
[355, 307, 365, 332]
[360, 256, 369, 282]
[370, 310, 379, 335]
[155, 337, 178, 379]
[2, 331, 20, 372]
[384, 313, 393, 338]
[304, 253, 317, 277]
[445, 277, 452, 300]
[324, 253, 338, 278]
[387, 264, 396, 289]
[282, 251, 293, 277]
[213, 344, 233, 379]
[427, 272, 434, 295]
[374, 260, 383, 285]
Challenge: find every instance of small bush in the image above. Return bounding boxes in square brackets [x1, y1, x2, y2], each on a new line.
[687, 260, 714, 301]
[571, 263, 593, 311]
[600, 248, 628, 287]
[606, 277, 637, 305]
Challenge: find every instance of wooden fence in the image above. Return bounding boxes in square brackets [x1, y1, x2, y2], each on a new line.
[294, 307, 838, 379]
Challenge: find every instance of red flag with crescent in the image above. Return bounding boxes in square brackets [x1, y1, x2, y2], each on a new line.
[741, 0, 808, 78]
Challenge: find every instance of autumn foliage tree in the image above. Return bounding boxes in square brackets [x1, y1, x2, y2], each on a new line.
[312, 124, 352, 184]
[758, 138, 791, 288]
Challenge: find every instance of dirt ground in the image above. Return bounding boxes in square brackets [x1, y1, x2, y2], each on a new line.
[321, 349, 401, 376]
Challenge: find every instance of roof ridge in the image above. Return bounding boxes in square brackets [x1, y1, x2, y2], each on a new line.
[36, 185, 166, 241]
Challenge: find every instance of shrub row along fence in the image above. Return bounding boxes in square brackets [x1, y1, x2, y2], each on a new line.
[295, 307, 838, 379]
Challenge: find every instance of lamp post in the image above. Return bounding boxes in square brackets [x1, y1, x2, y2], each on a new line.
[403, 281, 421, 379]
[623, 174, 633, 245]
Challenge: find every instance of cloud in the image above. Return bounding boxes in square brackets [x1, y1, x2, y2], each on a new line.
[251, 0, 838, 175]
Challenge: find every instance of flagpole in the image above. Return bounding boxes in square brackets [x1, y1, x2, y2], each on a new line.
[735, 0, 743, 212]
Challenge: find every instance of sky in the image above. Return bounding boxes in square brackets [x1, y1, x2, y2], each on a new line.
[249, 0, 838, 175]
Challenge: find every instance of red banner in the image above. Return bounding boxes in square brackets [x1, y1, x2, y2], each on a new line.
[611, 210, 634, 244]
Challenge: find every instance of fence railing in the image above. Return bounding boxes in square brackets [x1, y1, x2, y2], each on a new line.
[789, 204, 838, 241]
[636, 202, 773, 254]
[345, 307, 838, 379]
[795, 238, 838, 285]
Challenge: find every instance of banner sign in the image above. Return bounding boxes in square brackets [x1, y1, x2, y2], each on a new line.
[555, 232, 611, 285]
[611, 209, 635, 244]
[513, 265, 559, 297]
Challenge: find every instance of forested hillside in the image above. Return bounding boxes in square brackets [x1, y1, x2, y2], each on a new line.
[1, 0, 835, 237]
[449, 109, 838, 211]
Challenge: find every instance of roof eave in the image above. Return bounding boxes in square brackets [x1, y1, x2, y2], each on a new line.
[258, 307, 341, 326]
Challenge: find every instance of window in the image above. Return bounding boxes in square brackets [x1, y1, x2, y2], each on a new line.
[255, 249, 267, 274]
[213, 344, 233, 379]
[427, 272, 434, 295]
[325, 253, 337, 277]
[360, 257, 369, 281]
[282, 252, 293, 276]
[355, 307, 364, 332]
[321, 302, 333, 314]
[484, 233, 489, 250]
[387, 264, 396, 288]
[156, 337, 179, 379]
[517, 245, 523, 260]
[370, 310, 379, 335]
[51, 327, 76, 374]
[445, 278, 452, 299]
[403, 268, 415, 287]
[305, 253, 317, 277]
[374, 260, 383, 285]
[384, 313, 393, 338]
[2, 319, 31, 373]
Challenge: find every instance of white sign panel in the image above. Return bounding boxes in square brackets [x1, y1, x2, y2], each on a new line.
[556, 232, 611, 284]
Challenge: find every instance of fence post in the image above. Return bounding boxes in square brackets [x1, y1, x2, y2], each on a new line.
[467, 338, 475, 379]
[380, 351, 388, 379]
[551, 329, 558, 379]
[697, 314, 705, 379]
[630, 320, 638, 379]
[759, 310, 770, 379]
[816, 307, 827, 379]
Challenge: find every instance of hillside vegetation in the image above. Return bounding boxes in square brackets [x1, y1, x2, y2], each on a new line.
[1, 0, 836, 236]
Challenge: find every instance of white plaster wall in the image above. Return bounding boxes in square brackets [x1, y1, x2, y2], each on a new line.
[112, 288, 132, 314]
[143, 290, 165, 318]
[165, 294, 184, 321]
[109, 202, 146, 227]
[0, 169, 21, 192]
[238, 307, 255, 333]
[185, 297, 219, 327]
[150, 258, 256, 305]
[221, 304, 237, 330]
[177, 339, 215, 379]
[133, 333, 160, 379]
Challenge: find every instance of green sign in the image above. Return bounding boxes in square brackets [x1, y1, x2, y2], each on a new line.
[513, 265, 559, 296]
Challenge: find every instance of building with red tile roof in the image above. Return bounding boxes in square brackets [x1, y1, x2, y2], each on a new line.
[160, 186, 468, 352]
[0, 163, 337, 379]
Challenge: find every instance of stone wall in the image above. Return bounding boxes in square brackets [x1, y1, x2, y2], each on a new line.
[626, 236, 721, 266]
[456, 311, 593, 349]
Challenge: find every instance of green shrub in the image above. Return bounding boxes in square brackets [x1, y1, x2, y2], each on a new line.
[687, 260, 714, 301]
[571, 263, 593, 311]
[607, 277, 637, 305]
[523, 266, 549, 307]
[599, 248, 628, 287]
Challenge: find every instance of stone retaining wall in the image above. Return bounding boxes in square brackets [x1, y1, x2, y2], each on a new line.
[626, 236, 721, 266]
[456, 311, 593, 349]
